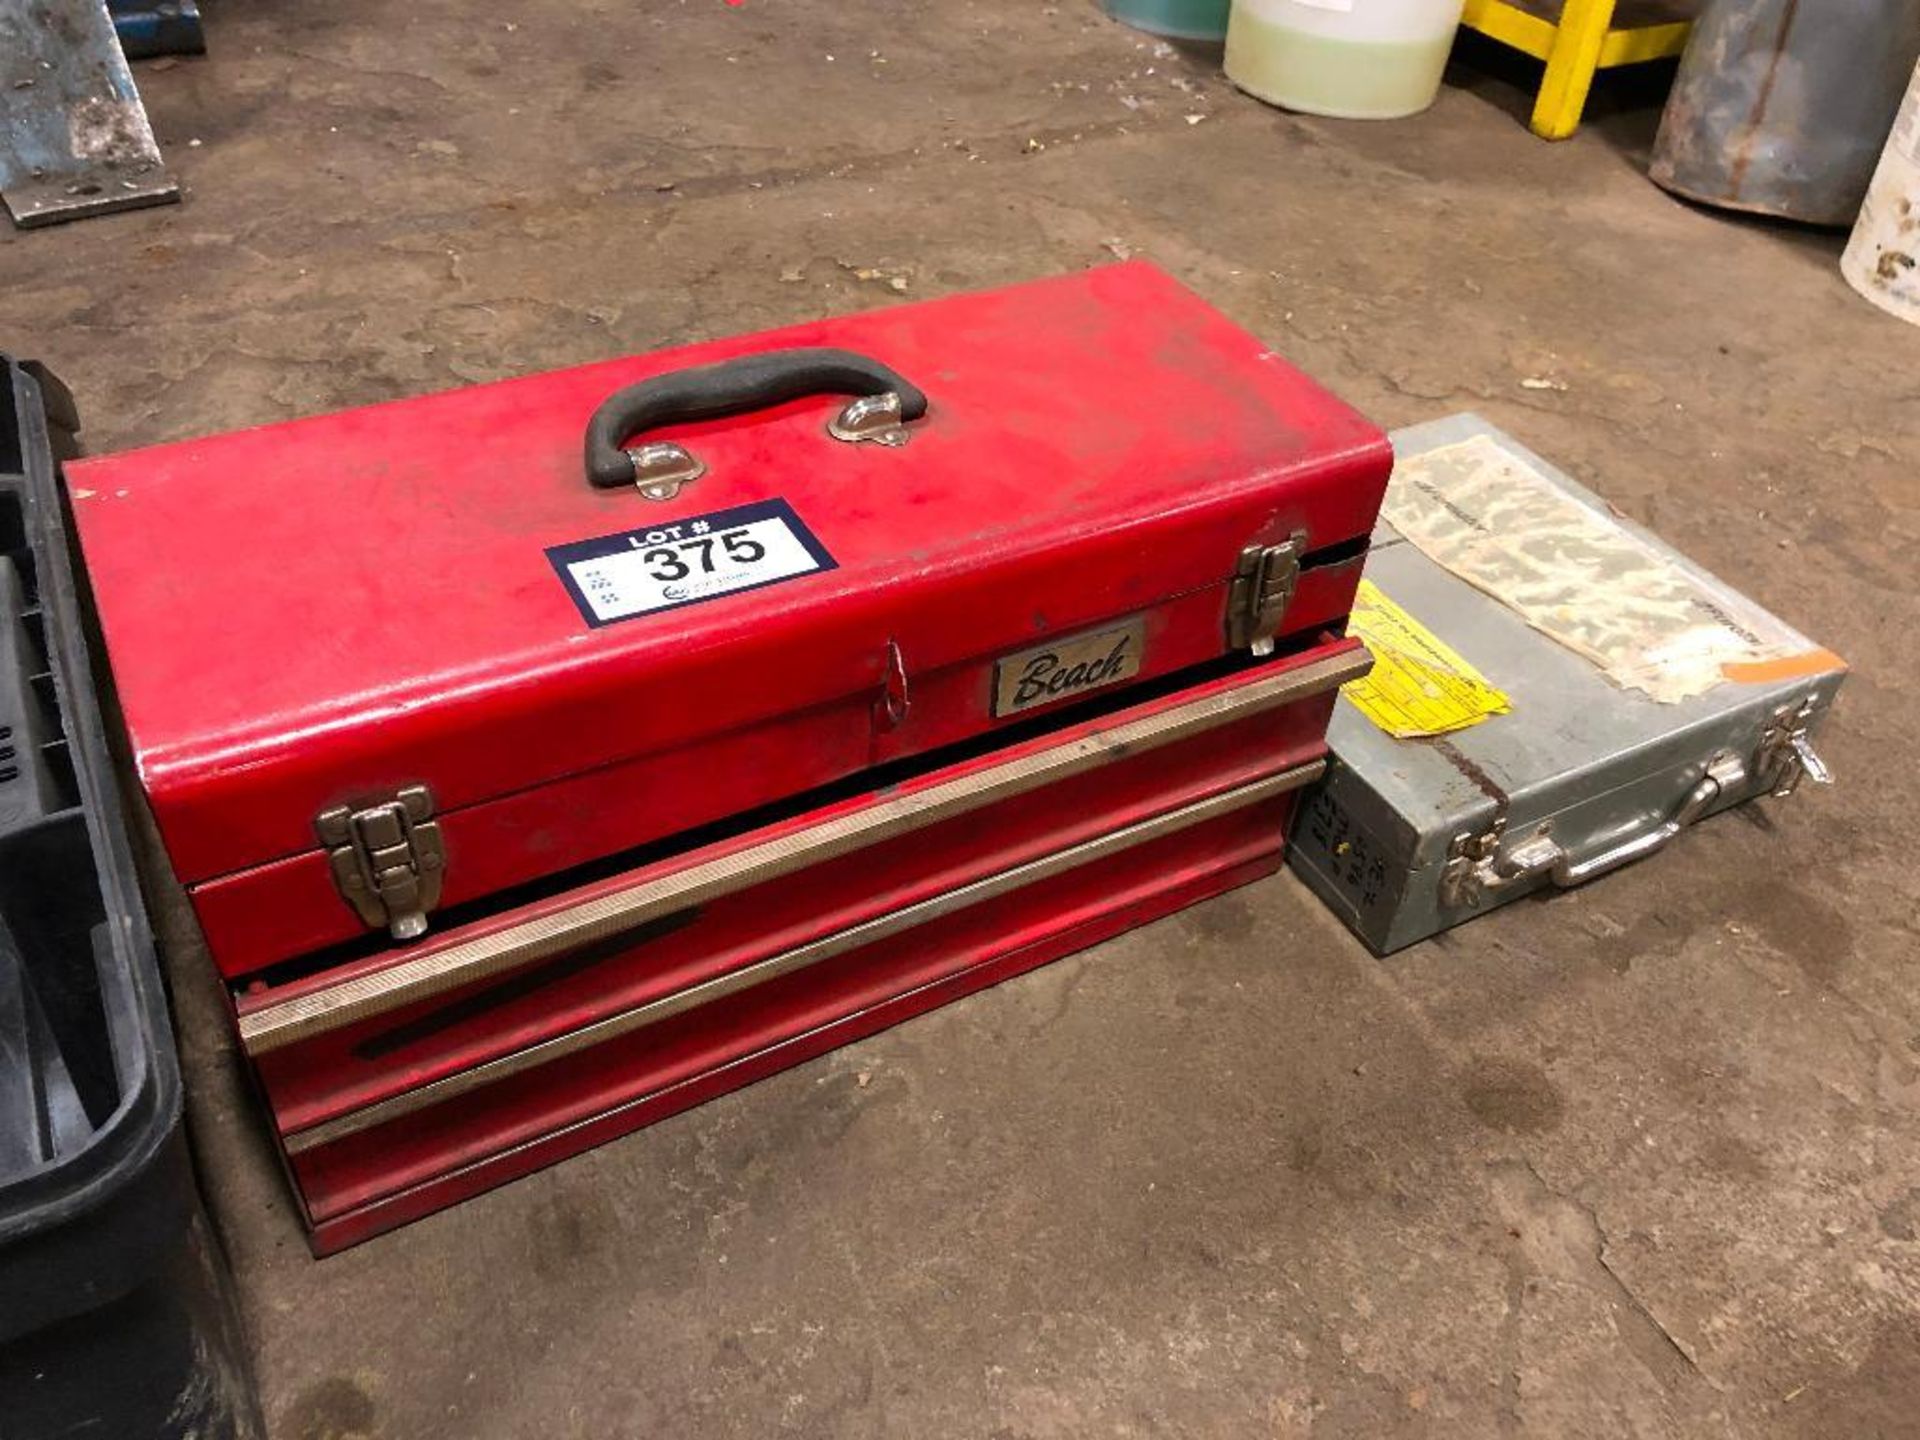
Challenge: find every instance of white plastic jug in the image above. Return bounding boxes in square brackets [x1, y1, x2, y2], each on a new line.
[1844, 59, 1920, 324]
[1225, 0, 1466, 120]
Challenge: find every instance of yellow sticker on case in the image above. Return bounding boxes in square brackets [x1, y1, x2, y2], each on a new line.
[1343, 578, 1512, 739]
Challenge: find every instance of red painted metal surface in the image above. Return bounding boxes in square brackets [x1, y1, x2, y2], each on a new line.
[70, 263, 1390, 976]
[296, 801, 1292, 1220]
[251, 650, 1351, 1136]
[304, 850, 1282, 1254]
[67, 268, 1391, 1249]
[239, 646, 1353, 1251]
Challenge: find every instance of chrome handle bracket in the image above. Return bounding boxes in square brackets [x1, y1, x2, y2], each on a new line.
[827, 390, 912, 447]
[628, 441, 706, 501]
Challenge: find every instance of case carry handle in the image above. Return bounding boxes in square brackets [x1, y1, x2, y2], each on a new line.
[1439, 750, 1750, 909]
[583, 347, 928, 498]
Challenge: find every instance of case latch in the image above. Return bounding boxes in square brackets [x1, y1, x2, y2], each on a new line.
[1755, 696, 1833, 797]
[317, 785, 446, 941]
[1227, 534, 1307, 656]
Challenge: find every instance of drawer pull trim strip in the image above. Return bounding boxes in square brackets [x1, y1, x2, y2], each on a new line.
[282, 759, 1321, 1153]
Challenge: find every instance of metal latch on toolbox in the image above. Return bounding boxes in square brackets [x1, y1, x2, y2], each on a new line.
[1227, 533, 1307, 656]
[318, 785, 446, 941]
[1755, 696, 1832, 797]
[1439, 750, 1750, 910]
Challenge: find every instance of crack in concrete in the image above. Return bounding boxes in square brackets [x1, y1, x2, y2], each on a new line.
[1490, 1158, 1712, 1397]
[1496, 1228, 1526, 1436]
[639, 108, 1243, 206]
[278, 46, 457, 96]
[1322, 928, 1719, 1405]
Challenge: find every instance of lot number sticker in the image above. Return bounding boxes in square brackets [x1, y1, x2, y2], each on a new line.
[547, 499, 836, 627]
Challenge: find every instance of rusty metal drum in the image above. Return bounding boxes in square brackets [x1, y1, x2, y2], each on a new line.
[1650, 0, 1920, 225]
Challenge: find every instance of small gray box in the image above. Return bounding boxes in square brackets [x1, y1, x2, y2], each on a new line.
[1290, 415, 1845, 955]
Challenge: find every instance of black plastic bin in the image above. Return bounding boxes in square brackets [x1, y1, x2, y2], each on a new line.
[0, 359, 257, 1439]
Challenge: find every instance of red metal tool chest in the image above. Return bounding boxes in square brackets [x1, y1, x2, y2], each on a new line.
[69, 263, 1389, 1251]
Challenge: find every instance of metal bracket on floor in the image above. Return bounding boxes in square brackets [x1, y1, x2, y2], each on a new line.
[1, 0, 182, 229]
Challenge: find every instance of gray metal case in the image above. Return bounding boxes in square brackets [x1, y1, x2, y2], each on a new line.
[1290, 415, 1844, 955]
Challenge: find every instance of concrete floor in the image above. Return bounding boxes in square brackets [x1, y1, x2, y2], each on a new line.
[6, 3, 1920, 1436]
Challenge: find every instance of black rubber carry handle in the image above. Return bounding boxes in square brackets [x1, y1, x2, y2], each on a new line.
[583, 347, 929, 488]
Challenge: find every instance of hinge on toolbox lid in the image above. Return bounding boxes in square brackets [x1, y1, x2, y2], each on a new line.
[1227, 533, 1307, 657]
[317, 785, 446, 941]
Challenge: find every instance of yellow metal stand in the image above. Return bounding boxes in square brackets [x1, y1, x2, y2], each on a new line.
[1459, 0, 1693, 140]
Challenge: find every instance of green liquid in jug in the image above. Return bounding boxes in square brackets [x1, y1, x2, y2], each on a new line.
[1224, 18, 1452, 119]
[1105, 0, 1231, 41]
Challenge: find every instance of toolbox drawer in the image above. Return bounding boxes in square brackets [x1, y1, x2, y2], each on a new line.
[237, 641, 1366, 1252]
